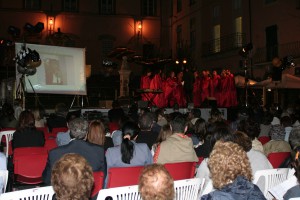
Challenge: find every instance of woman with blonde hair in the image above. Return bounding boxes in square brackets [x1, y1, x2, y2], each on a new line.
[201, 141, 265, 200]
[87, 120, 113, 151]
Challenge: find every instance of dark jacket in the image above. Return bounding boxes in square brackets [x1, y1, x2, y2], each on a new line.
[42, 139, 105, 185]
[12, 128, 45, 150]
[201, 176, 266, 200]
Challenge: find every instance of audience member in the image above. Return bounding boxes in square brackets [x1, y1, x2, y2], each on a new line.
[269, 116, 285, 140]
[201, 141, 265, 200]
[233, 131, 273, 176]
[281, 115, 293, 142]
[229, 106, 250, 131]
[208, 107, 225, 124]
[47, 103, 68, 132]
[12, 110, 45, 150]
[191, 118, 206, 147]
[32, 106, 46, 128]
[188, 108, 202, 125]
[152, 124, 172, 157]
[237, 118, 264, 153]
[136, 112, 159, 149]
[51, 153, 94, 200]
[42, 118, 105, 185]
[105, 121, 153, 186]
[139, 164, 174, 200]
[0, 102, 18, 128]
[258, 111, 273, 137]
[87, 120, 113, 151]
[107, 100, 124, 132]
[13, 99, 23, 121]
[55, 113, 76, 146]
[155, 114, 198, 164]
[155, 108, 168, 127]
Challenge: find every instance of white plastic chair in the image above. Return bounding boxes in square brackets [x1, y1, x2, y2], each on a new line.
[200, 179, 214, 196]
[97, 178, 203, 200]
[174, 178, 202, 200]
[253, 168, 290, 200]
[0, 170, 8, 194]
[0, 130, 15, 157]
[0, 186, 54, 200]
[97, 185, 141, 200]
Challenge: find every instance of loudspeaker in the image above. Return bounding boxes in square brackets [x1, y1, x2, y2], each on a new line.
[138, 100, 148, 108]
[201, 97, 217, 108]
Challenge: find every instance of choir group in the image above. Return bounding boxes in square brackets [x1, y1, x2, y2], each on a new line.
[140, 69, 238, 108]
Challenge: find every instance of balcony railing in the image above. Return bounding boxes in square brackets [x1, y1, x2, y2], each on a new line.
[202, 33, 246, 57]
[253, 41, 300, 64]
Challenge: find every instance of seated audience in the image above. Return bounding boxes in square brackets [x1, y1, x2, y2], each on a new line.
[188, 108, 202, 125]
[139, 164, 174, 200]
[42, 118, 105, 185]
[136, 112, 159, 149]
[152, 124, 172, 157]
[238, 118, 264, 153]
[283, 147, 300, 199]
[0, 102, 18, 129]
[258, 111, 273, 137]
[208, 107, 225, 124]
[269, 116, 285, 140]
[233, 131, 273, 176]
[32, 106, 46, 128]
[87, 120, 113, 151]
[12, 110, 45, 150]
[51, 153, 94, 200]
[155, 114, 198, 164]
[105, 121, 153, 185]
[281, 115, 293, 142]
[191, 118, 206, 147]
[56, 114, 74, 146]
[155, 108, 168, 127]
[47, 103, 68, 132]
[201, 141, 265, 200]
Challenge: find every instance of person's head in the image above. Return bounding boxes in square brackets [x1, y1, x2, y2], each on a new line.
[55, 103, 68, 116]
[233, 131, 252, 152]
[87, 120, 106, 146]
[237, 119, 260, 140]
[156, 124, 172, 144]
[121, 121, 140, 164]
[51, 153, 94, 200]
[289, 127, 300, 150]
[18, 110, 35, 130]
[281, 116, 292, 128]
[170, 114, 186, 134]
[138, 112, 154, 131]
[209, 108, 224, 123]
[208, 141, 252, 189]
[208, 121, 234, 149]
[194, 118, 207, 141]
[139, 164, 174, 200]
[32, 106, 45, 121]
[189, 108, 201, 119]
[68, 118, 89, 140]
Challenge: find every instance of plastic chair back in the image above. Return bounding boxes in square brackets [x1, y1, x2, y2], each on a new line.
[174, 178, 202, 200]
[0, 130, 15, 157]
[13, 147, 48, 184]
[164, 162, 197, 180]
[258, 136, 271, 145]
[106, 166, 145, 188]
[91, 171, 104, 198]
[0, 170, 8, 194]
[97, 185, 141, 200]
[0, 186, 54, 200]
[267, 152, 290, 168]
[253, 168, 289, 200]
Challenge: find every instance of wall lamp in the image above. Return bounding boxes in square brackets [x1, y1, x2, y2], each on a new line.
[48, 16, 55, 34]
[136, 20, 142, 38]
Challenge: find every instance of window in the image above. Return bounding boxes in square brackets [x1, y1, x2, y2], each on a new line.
[142, 0, 157, 16]
[177, 0, 182, 12]
[63, 0, 79, 12]
[265, 0, 277, 4]
[190, 18, 196, 50]
[99, 0, 115, 15]
[213, 24, 221, 53]
[234, 17, 243, 47]
[24, 0, 41, 10]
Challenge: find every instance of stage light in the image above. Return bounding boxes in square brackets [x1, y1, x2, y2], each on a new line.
[175, 60, 180, 64]
[183, 59, 187, 64]
[7, 26, 21, 37]
[239, 43, 253, 57]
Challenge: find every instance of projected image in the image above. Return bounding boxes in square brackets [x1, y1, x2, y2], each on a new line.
[44, 58, 67, 85]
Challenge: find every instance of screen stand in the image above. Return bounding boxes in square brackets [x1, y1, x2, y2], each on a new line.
[70, 95, 89, 109]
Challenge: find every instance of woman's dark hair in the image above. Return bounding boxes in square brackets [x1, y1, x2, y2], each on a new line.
[18, 110, 35, 130]
[121, 121, 140, 164]
[208, 121, 234, 149]
[237, 119, 260, 140]
[194, 118, 207, 141]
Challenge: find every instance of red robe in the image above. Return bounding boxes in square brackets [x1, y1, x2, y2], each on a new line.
[193, 77, 201, 108]
[140, 75, 152, 101]
[200, 76, 211, 106]
[164, 77, 177, 107]
[228, 74, 238, 107]
[150, 74, 166, 108]
[210, 75, 220, 105]
[173, 78, 187, 108]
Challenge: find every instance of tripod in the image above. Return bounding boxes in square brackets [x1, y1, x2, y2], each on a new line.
[69, 95, 89, 109]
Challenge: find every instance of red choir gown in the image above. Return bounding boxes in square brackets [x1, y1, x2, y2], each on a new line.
[164, 77, 177, 107]
[140, 75, 152, 101]
[150, 74, 166, 108]
[200, 76, 211, 106]
[218, 75, 227, 107]
[228, 73, 238, 107]
[173, 77, 187, 108]
[210, 75, 220, 105]
[193, 77, 201, 108]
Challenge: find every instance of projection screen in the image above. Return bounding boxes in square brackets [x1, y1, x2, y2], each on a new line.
[15, 43, 87, 95]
